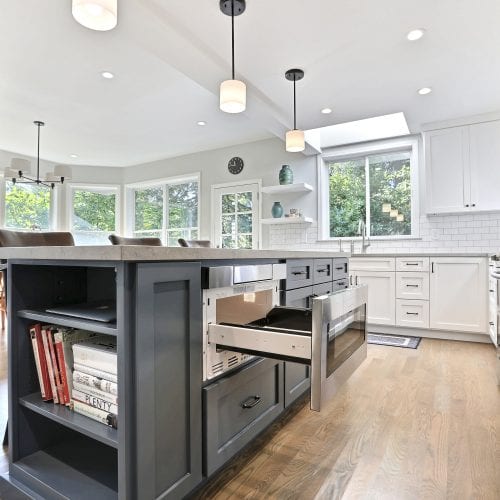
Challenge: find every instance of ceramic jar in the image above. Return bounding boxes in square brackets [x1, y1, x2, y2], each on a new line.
[271, 201, 283, 218]
[279, 165, 293, 185]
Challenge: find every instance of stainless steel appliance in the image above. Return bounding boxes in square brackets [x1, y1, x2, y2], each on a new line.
[206, 269, 368, 412]
[488, 256, 500, 384]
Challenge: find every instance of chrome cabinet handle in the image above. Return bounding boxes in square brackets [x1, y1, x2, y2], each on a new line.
[241, 395, 261, 409]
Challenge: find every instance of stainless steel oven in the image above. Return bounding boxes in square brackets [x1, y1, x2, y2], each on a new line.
[206, 268, 368, 412]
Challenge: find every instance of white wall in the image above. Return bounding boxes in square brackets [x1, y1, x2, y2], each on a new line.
[123, 138, 316, 246]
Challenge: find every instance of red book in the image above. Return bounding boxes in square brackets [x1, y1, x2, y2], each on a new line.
[47, 328, 64, 404]
[53, 332, 70, 405]
[41, 326, 59, 404]
[33, 324, 53, 401]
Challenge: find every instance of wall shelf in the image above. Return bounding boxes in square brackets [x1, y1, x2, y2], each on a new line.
[261, 183, 313, 195]
[260, 217, 314, 225]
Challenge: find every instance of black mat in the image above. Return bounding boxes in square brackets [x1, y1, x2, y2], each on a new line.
[0, 476, 32, 500]
[367, 333, 421, 349]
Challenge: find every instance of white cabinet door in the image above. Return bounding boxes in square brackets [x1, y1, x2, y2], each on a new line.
[425, 127, 470, 213]
[354, 271, 396, 326]
[469, 120, 500, 211]
[429, 257, 487, 333]
[396, 272, 429, 300]
[396, 299, 430, 329]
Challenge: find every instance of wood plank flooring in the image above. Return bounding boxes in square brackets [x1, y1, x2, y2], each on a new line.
[192, 339, 500, 500]
[0, 335, 498, 498]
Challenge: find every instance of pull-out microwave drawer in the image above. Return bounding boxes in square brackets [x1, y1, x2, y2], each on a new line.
[208, 285, 367, 412]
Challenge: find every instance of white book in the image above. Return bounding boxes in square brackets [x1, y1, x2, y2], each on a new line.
[72, 400, 117, 429]
[72, 388, 118, 414]
[72, 340, 117, 374]
[73, 370, 118, 396]
[72, 381, 118, 405]
[73, 363, 117, 383]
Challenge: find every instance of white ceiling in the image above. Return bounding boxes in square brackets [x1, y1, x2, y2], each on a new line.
[1, 0, 500, 167]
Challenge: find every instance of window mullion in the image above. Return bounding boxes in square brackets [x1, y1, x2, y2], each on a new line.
[163, 185, 169, 245]
[365, 156, 371, 238]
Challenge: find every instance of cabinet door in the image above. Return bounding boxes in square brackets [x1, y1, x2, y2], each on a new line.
[429, 257, 487, 333]
[284, 362, 310, 408]
[469, 120, 500, 211]
[425, 127, 470, 213]
[396, 271, 429, 300]
[354, 271, 396, 326]
[135, 262, 202, 499]
[283, 286, 313, 308]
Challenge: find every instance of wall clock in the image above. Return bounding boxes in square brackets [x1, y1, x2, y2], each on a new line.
[228, 156, 244, 175]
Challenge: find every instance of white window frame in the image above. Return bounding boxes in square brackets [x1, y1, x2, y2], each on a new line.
[67, 183, 121, 243]
[124, 173, 200, 245]
[318, 136, 420, 241]
[210, 179, 262, 249]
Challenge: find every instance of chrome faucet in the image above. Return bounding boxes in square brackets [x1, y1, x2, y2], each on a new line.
[357, 220, 370, 253]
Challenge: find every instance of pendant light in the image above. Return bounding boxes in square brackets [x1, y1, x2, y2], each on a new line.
[285, 69, 305, 152]
[219, 0, 246, 113]
[4, 122, 70, 189]
[72, 0, 118, 31]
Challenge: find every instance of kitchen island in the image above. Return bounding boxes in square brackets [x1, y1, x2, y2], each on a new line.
[0, 247, 349, 500]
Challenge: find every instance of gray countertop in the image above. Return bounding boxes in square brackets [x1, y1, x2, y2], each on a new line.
[0, 246, 350, 262]
[350, 252, 490, 257]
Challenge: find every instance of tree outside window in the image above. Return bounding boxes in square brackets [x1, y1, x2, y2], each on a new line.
[5, 182, 51, 230]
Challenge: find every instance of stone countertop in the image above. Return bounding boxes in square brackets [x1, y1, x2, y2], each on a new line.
[350, 252, 490, 258]
[0, 246, 350, 262]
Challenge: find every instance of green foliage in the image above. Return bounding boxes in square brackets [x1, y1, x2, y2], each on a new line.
[135, 187, 163, 231]
[73, 190, 116, 231]
[5, 183, 50, 230]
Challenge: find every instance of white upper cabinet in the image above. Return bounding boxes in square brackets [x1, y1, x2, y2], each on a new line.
[469, 120, 500, 211]
[425, 126, 470, 213]
[425, 119, 500, 214]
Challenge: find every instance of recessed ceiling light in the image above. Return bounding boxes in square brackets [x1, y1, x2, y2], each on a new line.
[101, 71, 114, 79]
[407, 29, 425, 41]
[197, 121, 207, 126]
[70, 154, 79, 158]
[321, 108, 332, 114]
[418, 87, 432, 95]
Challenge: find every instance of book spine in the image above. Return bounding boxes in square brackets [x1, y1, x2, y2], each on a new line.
[72, 389, 118, 414]
[47, 329, 64, 404]
[41, 327, 58, 403]
[72, 400, 117, 429]
[53, 332, 70, 405]
[72, 346, 117, 374]
[73, 363, 118, 383]
[34, 324, 52, 401]
[29, 327, 45, 399]
[73, 371, 118, 396]
[73, 381, 118, 405]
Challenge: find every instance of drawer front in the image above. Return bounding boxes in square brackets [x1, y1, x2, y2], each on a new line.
[284, 362, 310, 408]
[286, 259, 314, 289]
[313, 259, 333, 284]
[284, 286, 313, 308]
[350, 257, 395, 272]
[204, 358, 284, 476]
[332, 278, 349, 292]
[313, 282, 333, 297]
[396, 299, 429, 328]
[332, 258, 348, 280]
[396, 257, 430, 272]
[396, 272, 429, 300]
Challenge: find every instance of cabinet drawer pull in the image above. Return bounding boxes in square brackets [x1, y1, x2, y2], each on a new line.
[406, 284, 419, 288]
[355, 275, 359, 285]
[316, 269, 327, 273]
[335, 266, 344, 270]
[405, 263, 419, 266]
[350, 275, 353, 285]
[292, 271, 307, 276]
[406, 312, 419, 316]
[490, 289, 495, 292]
[241, 395, 261, 409]
[490, 321, 495, 326]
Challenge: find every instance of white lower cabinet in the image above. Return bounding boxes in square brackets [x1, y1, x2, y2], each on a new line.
[396, 299, 429, 329]
[396, 272, 429, 300]
[429, 257, 487, 333]
[351, 270, 395, 325]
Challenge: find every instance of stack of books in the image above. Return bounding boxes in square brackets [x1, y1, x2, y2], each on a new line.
[29, 324, 118, 429]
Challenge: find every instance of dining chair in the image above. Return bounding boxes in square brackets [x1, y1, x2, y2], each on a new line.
[108, 235, 162, 246]
[177, 238, 212, 248]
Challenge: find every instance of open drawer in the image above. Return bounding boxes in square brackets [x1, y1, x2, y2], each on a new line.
[208, 285, 367, 411]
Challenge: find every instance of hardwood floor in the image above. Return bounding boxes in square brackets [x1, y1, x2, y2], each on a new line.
[0, 337, 498, 498]
[193, 339, 500, 500]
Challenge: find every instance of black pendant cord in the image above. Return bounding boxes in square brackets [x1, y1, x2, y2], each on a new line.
[231, 0, 235, 79]
[36, 122, 41, 184]
[293, 77, 297, 130]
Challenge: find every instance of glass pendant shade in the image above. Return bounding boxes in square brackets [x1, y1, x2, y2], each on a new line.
[285, 129, 305, 152]
[72, 0, 118, 31]
[390, 209, 398, 218]
[382, 203, 391, 213]
[220, 79, 246, 113]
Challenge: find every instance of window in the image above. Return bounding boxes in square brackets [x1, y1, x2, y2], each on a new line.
[129, 176, 199, 246]
[321, 138, 418, 239]
[69, 185, 119, 245]
[5, 182, 51, 230]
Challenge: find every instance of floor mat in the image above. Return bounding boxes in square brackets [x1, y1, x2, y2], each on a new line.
[367, 333, 421, 349]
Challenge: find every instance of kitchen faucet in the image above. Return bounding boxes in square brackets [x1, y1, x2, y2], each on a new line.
[357, 220, 370, 253]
